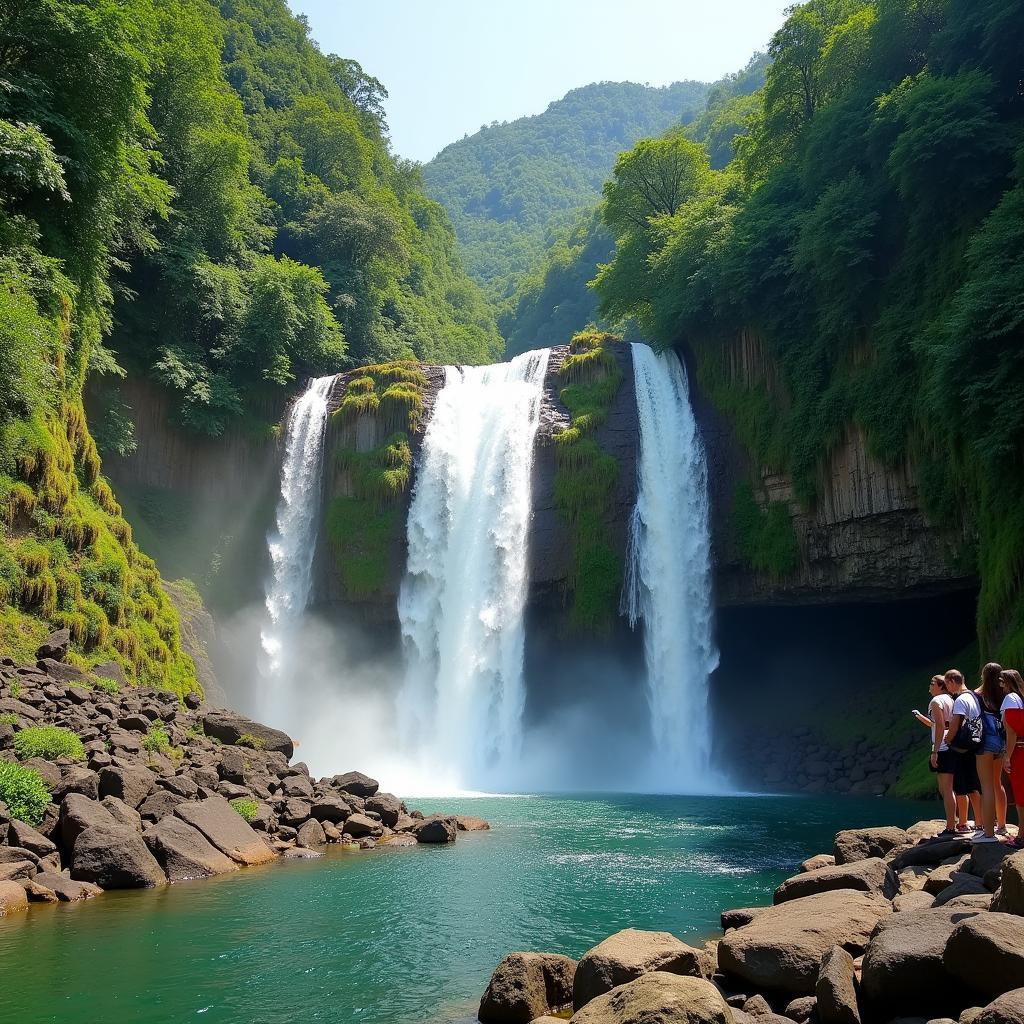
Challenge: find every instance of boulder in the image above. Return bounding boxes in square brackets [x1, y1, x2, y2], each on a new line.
[569, 973, 731, 1024]
[718, 890, 891, 994]
[974, 989, 1024, 1024]
[174, 796, 276, 866]
[965, 843, 1014, 881]
[413, 816, 457, 844]
[944, 913, 1024, 997]
[345, 813, 385, 839]
[202, 711, 293, 758]
[741, 995, 773, 1016]
[774, 858, 899, 904]
[98, 765, 156, 809]
[924, 858, 970, 895]
[29, 871, 102, 902]
[7, 819, 57, 857]
[0, 879, 29, 916]
[722, 908, 765, 930]
[36, 658, 87, 684]
[331, 771, 379, 798]
[36, 628, 71, 661]
[53, 766, 100, 802]
[70, 823, 167, 888]
[992, 851, 1024, 914]
[365, 792, 402, 827]
[942, 894, 992, 910]
[931, 874, 989, 907]
[574, 929, 703, 1010]
[143, 816, 238, 881]
[456, 815, 491, 832]
[296, 818, 327, 849]
[816, 946, 861, 1024]
[478, 952, 576, 1022]
[785, 997, 817, 1022]
[100, 796, 143, 832]
[860, 909, 980, 1011]
[279, 798, 313, 828]
[890, 839, 972, 872]
[138, 790, 186, 823]
[0, 859, 36, 881]
[60, 793, 118, 848]
[893, 891, 935, 914]
[309, 795, 352, 823]
[281, 775, 313, 799]
[834, 827, 909, 865]
[377, 832, 417, 848]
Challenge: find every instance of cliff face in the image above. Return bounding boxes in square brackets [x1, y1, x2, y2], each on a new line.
[693, 330, 974, 606]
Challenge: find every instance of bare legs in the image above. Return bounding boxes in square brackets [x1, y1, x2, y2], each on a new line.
[938, 772, 956, 831]
[977, 752, 997, 838]
[994, 759, 1008, 831]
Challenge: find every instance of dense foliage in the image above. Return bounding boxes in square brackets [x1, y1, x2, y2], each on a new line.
[13, 725, 86, 762]
[0, 761, 51, 826]
[424, 81, 709, 301]
[594, 0, 1024, 661]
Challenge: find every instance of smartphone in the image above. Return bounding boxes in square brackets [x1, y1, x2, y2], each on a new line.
[912, 710, 921, 717]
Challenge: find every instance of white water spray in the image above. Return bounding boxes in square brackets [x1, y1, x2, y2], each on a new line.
[622, 344, 719, 788]
[260, 374, 336, 723]
[397, 349, 551, 790]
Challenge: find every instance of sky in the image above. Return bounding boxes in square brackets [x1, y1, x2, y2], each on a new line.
[288, 0, 791, 163]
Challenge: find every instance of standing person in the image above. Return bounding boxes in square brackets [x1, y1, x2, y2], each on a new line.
[974, 662, 1005, 842]
[944, 668, 984, 837]
[916, 675, 956, 835]
[1001, 669, 1024, 847]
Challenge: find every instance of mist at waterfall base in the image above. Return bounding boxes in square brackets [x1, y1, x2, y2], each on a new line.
[238, 346, 726, 796]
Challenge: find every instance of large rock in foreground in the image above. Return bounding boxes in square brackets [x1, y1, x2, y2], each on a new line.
[833, 827, 908, 865]
[144, 816, 239, 881]
[70, 824, 167, 888]
[944, 913, 1024, 997]
[0, 879, 29, 916]
[774, 857, 898, 904]
[202, 711, 294, 758]
[574, 929, 703, 1010]
[718, 890, 891, 994]
[569, 973, 731, 1024]
[816, 945, 861, 1024]
[993, 851, 1024, 915]
[174, 797, 276, 866]
[478, 952, 576, 1022]
[975, 988, 1024, 1024]
[860, 908, 980, 1011]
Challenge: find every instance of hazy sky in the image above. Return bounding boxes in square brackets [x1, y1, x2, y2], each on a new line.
[288, 1, 790, 163]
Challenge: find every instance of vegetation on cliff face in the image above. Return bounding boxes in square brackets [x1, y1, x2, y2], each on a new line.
[423, 81, 709, 302]
[594, 0, 1024, 661]
[0, 0, 198, 694]
[326, 363, 426, 598]
[552, 330, 624, 632]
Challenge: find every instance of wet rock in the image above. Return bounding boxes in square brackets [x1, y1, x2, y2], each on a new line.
[202, 711, 293, 758]
[0, 879, 29, 916]
[456, 815, 490, 831]
[413, 815, 457, 844]
[378, 832, 417, 848]
[143, 816, 238, 881]
[719, 890, 891, 995]
[478, 952, 576, 1022]
[817, 945, 861, 1024]
[774, 857, 898, 904]
[573, 928, 703, 1010]
[71, 824, 167, 888]
[944, 913, 1024, 997]
[174, 796, 276, 866]
[569, 973, 731, 1024]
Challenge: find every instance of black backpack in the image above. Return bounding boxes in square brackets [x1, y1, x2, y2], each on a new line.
[952, 691, 984, 755]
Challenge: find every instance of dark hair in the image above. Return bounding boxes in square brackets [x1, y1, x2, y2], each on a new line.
[1001, 669, 1024, 699]
[981, 662, 1003, 709]
[930, 674, 946, 691]
[945, 668, 964, 688]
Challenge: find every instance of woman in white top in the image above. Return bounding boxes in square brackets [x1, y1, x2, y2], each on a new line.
[1001, 669, 1024, 847]
[914, 675, 957, 834]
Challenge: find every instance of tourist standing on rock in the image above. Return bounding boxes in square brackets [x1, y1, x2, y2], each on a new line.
[978, 662, 1009, 837]
[1001, 668, 1024, 847]
[920, 675, 957, 834]
[943, 668, 984, 836]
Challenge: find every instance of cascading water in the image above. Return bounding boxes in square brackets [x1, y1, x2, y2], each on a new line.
[622, 343, 720, 788]
[259, 374, 337, 724]
[398, 349, 551, 790]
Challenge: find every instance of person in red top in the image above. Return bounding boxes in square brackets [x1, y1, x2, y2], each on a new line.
[1001, 669, 1024, 848]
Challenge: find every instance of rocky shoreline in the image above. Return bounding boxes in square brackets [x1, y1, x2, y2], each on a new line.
[0, 630, 487, 918]
[476, 824, 1024, 1024]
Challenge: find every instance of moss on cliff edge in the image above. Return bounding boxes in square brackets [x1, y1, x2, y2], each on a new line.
[730, 481, 799, 579]
[553, 330, 624, 632]
[326, 363, 426, 599]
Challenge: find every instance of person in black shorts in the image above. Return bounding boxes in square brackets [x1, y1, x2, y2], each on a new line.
[944, 668, 983, 833]
[916, 675, 957, 834]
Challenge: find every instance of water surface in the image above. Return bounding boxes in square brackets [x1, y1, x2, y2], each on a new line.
[0, 794, 931, 1024]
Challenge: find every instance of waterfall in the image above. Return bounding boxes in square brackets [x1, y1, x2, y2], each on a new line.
[622, 344, 719, 788]
[259, 374, 337, 723]
[398, 349, 551, 790]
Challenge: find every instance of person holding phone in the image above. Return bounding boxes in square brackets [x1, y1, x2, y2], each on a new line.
[916, 675, 956, 835]
[944, 668, 983, 835]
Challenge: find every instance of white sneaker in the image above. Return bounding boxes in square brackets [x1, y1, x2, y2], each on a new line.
[973, 834, 1000, 844]
[972, 829, 985, 838]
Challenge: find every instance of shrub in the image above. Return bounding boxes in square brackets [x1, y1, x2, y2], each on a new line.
[142, 722, 170, 753]
[9, 680, 21, 699]
[0, 760, 51, 825]
[13, 725, 85, 762]
[92, 675, 121, 694]
[0, 712, 19, 725]
[230, 797, 259, 823]
[236, 732, 265, 750]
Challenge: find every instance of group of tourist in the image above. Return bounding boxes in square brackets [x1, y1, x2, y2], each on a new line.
[915, 663, 1024, 845]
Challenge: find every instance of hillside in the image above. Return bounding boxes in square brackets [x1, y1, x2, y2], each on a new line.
[422, 80, 709, 298]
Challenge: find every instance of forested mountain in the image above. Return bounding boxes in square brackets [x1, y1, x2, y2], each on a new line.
[422, 80, 709, 299]
[499, 58, 768, 356]
[593, 0, 1024, 664]
[0, 0, 497, 687]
